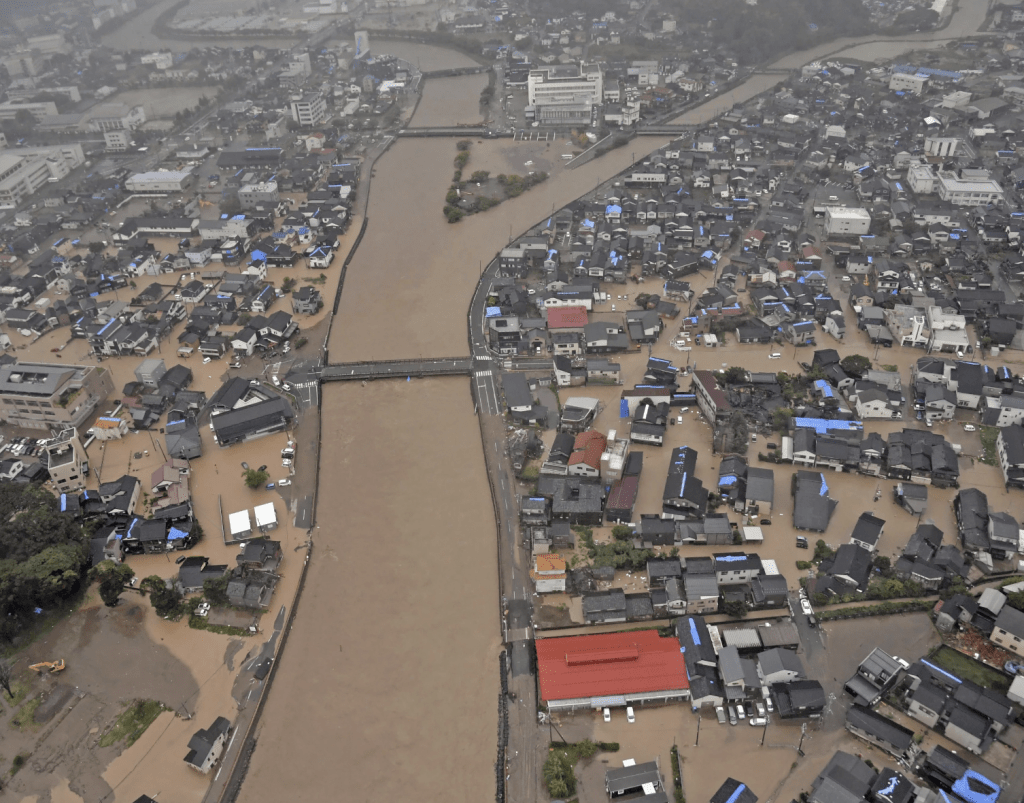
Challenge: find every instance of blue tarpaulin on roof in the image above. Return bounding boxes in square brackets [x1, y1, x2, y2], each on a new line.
[620, 399, 629, 418]
[726, 785, 750, 803]
[168, 527, 188, 541]
[819, 475, 828, 496]
[485, 306, 501, 317]
[689, 618, 701, 645]
[951, 770, 1000, 803]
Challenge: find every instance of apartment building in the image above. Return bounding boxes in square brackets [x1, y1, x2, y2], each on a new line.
[936, 170, 1003, 206]
[290, 94, 327, 127]
[0, 361, 113, 431]
[44, 428, 88, 493]
[0, 143, 85, 207]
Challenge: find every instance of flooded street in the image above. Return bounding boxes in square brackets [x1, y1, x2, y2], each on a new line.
[240, 379, 499, 803]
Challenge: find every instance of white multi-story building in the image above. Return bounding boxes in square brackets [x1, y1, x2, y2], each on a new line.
[85, 103, 146, 132]
[824, 207, 871, 236]
[290, 94, 326, 127]
[924, 136, 958, 157]
[936, 170, 1004, 206]
[889, 72, 928, 95]
[0, 144, 85, 207]
[239, 181, 280, 209]
[527, 63, 603, 123]
[104, 130, 130, 152]
[907, 163, 935, 195]
[0, 100, 58, 122]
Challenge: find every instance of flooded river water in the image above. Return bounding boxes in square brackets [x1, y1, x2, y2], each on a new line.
[224, 1, 1001, 799]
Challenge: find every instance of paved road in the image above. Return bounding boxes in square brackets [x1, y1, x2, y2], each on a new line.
[468, 255, 545, 802]
[203, 605, 287, 803]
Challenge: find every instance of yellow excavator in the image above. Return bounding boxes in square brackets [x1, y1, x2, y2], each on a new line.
[198, 198, 214, 208]
[29, 660, 66, 674]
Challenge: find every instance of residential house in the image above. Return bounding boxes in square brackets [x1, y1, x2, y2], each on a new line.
[183, 717, 231, 774]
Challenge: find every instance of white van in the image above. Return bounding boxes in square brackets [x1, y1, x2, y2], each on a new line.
[768, 353, 781, 359]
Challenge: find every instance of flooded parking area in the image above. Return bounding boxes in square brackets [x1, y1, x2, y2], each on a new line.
[240, 378, 500, 803]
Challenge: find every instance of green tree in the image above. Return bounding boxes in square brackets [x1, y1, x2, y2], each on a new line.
[723, 599, 748, 618]
[203, 575, 230, 606]
[720, 366, 748, 385]
[840, 354, 872, 378]
[1005, 590, 1024, 612]
[611, 525, 633, 541]
[469, 170, 490, 182]
[140, 576, 182, 617]
[98, 563, 135, 608]
[872, 555, 891, 572]
[543, 751, 576, 797]
[813, 539, 833, 562]
[772, 407, 794, 432]
[243, 468, 270, 489]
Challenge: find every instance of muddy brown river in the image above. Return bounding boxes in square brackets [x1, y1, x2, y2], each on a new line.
[231, 1, 1001, 798]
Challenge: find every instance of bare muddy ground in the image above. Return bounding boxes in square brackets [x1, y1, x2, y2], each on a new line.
[240, 378, 500, 803]
[1, 599, 198, 803]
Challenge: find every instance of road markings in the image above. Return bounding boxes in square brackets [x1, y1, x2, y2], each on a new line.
[475, 370, 492, 377]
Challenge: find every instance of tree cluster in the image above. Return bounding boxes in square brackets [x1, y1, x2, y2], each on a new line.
[0, 485, 91, 642]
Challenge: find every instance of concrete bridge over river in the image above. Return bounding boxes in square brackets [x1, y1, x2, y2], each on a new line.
[321, 357, 474, 381]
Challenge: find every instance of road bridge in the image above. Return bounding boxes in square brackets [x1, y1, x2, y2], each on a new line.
[321, 357, 473, 380]
[422, 66, 490, 78]
[397, 127, 508, 138]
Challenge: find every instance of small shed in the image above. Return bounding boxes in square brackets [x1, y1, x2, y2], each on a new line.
[254, 502, 278, 531]
[742, 526, 764, 544]
[228, 510, 252, 540]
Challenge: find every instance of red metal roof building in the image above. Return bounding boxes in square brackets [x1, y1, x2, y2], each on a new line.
[536, 630, 689, 712]
[547, 306, 589, 331]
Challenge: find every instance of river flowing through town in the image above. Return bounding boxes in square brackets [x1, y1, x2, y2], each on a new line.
[96, 0, 1001, 799]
